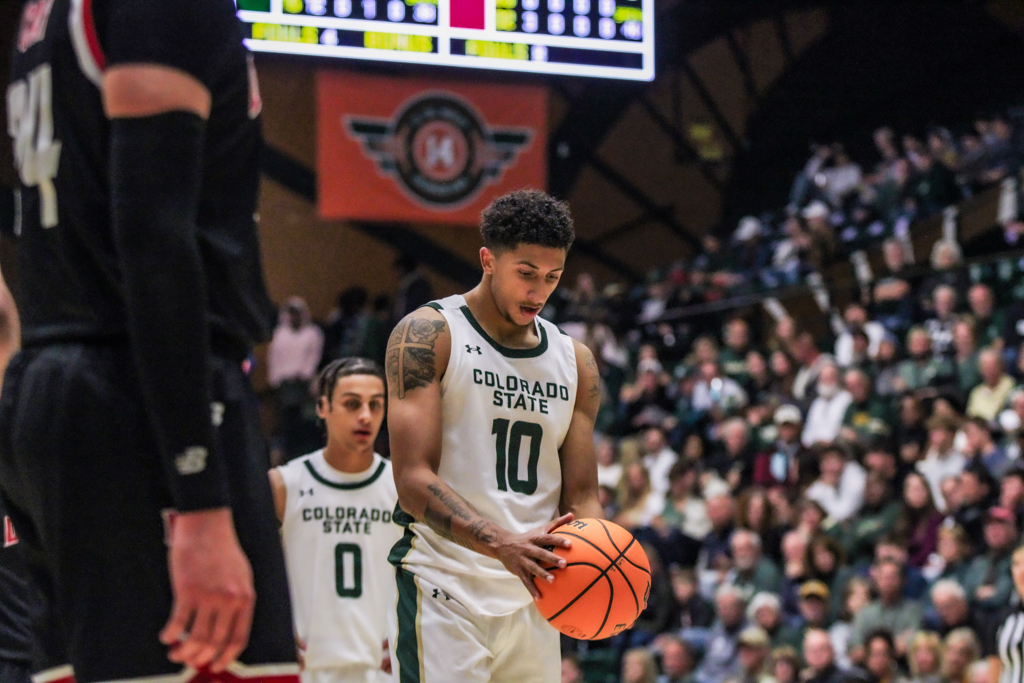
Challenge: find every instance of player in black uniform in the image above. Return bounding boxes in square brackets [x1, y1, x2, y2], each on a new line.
[0, 263, 31, 683]
[0, 1, 298, 682]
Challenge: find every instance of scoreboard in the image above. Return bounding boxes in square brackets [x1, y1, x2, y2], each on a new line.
[236, 0, 654, 80]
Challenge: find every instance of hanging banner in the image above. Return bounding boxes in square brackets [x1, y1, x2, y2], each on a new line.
[317, 70, 548, 225]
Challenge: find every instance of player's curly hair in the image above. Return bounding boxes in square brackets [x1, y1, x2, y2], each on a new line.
[480, 189, 575, 253]
[317, 357, 385, 402]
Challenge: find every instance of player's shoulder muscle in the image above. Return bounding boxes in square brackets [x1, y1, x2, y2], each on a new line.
[385, 306, 451, 399]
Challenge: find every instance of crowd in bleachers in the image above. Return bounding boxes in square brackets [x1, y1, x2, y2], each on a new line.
[552, 109, 1024, 683]
[265, 108, 1024, 683]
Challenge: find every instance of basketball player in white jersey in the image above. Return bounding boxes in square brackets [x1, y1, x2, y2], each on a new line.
[386, 190, 604, 683]
[270, 358, 401, 683]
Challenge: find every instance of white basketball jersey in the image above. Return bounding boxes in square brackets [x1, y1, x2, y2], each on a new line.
[390, 295, 578, 616]
[278, 450, 401, 672]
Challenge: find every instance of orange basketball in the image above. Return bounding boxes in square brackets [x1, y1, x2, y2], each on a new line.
[534, 518, 651, 640]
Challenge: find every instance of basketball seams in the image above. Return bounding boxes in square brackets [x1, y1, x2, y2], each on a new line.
[554, 530, 641, 614]
[595, 519, 651, 576]
[547, 530, 638, 637]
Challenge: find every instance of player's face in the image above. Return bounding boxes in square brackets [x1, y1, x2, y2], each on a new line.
[317, 374, 386, 452]
[482, 244, 566, 327]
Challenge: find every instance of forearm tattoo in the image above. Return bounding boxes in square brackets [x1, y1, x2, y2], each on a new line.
[422, 483, 497, 549]
[386, 316, 446, 399]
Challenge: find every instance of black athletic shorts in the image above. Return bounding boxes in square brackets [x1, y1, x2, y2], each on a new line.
[0, 343, 298, 683]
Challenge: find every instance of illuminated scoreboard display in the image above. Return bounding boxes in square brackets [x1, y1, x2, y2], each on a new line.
[236, 0, 654, 80]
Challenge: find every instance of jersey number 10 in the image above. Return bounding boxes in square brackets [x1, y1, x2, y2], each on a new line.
[7, 64, 62, 229]
[491, 419, 543, 495]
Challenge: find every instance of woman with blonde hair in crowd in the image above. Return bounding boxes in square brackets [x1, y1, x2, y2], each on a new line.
[941, 628, 980, 683]
[620, 647, 658, 683]
[615, 462, 663, 530]
[905, 631, 943, 683]
[768, 646, 800, 683]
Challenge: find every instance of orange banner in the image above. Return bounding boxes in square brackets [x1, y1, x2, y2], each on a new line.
[317, 70, 548, 225]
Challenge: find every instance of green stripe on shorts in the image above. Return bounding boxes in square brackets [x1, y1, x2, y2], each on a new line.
[396, 568, 422, 683]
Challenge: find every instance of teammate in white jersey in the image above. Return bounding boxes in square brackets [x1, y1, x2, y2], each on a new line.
[386, 190, 604, 683]
[270, 358, 401, 683]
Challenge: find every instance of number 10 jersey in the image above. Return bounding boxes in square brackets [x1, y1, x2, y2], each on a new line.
[389, 294, 579, 617]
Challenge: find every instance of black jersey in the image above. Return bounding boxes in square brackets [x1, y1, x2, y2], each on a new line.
[0, 497, 31, 665]
[8, 0, 274, 355]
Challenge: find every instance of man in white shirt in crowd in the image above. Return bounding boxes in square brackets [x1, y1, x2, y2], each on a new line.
[642, 427, 679, 497]
[802, 363, 853, 447]
[805, 444, 866, 523]
[917, 413, 967, 511]
[834, 303, 885, 368]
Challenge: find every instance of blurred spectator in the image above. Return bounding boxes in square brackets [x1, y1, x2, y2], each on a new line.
[923, 286, 958, 359]
[735, 627, 774, 683]
[693, 585, 748, 683]
[920, 241, 968, 313]
[791, 333, 835, 403]
[656, 635, 697, 683]
[670, 567, 715, 631]
[905, 631, 943, 683]
[962, 417, 1010, 479]
[894, 328, 953, 395]
[923, 580, 987, 643]
[803, 365, 853, 447]
[321, 286, 384, 365]
[723, 530, 784, 600]
[950, 463, 997, 554]
[561, 654, 583, 683]
[967, 284, 1004, 350]
[873, 240, 916, 335]
[802, 629, 845, 683]
[844, 472, 900, 567]
[268, 296, 325, 460]
[616, 462, 664, 530]
[754, 405, 814, 492]
[961, 507, 1016, 619]
[721, 318, 754, 384]
[660, 460, 712, 542]
[859, 629, 902, 683]
[966, 349, 1014, 420]
[836, 304, 886, 369]
[691, 361, 749, 422]
[597, 437, 623, 489]
[747, 592, 788, 647]
[940, 628, 981, 683]
[847, 559, 922, 661]
[805, 445, 867, 523]
[392, 253, 433, 323]
[840, 369, 892, 445]
[621, 361, 675, 433]
[953, 321, 983, 398]
[916, 414, 966, 510]
[644, 428, 679, 497]
[895, 472, 943, 568]
[830, 577, 874, 670]
[922, 524, 973, 586]
[622, 648, 659, 683]
[769, 647, 801, 683]
[707, 419, 756, 491]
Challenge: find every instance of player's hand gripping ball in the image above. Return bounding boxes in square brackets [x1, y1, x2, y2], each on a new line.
[534, 518, 651, 640]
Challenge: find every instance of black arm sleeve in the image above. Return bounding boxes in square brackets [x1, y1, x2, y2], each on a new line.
[109, 112, 229, 512]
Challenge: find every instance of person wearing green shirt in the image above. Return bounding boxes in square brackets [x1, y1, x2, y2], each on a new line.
[848, 559, 922, 661]
[894, 327, 954, 394]
[840, 368, 893, 444]
[968, 283, 1006, 349]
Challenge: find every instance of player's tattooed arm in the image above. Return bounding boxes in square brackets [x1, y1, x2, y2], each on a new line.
[423, 483, 499, 550]
[385, 314, 447, 399]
